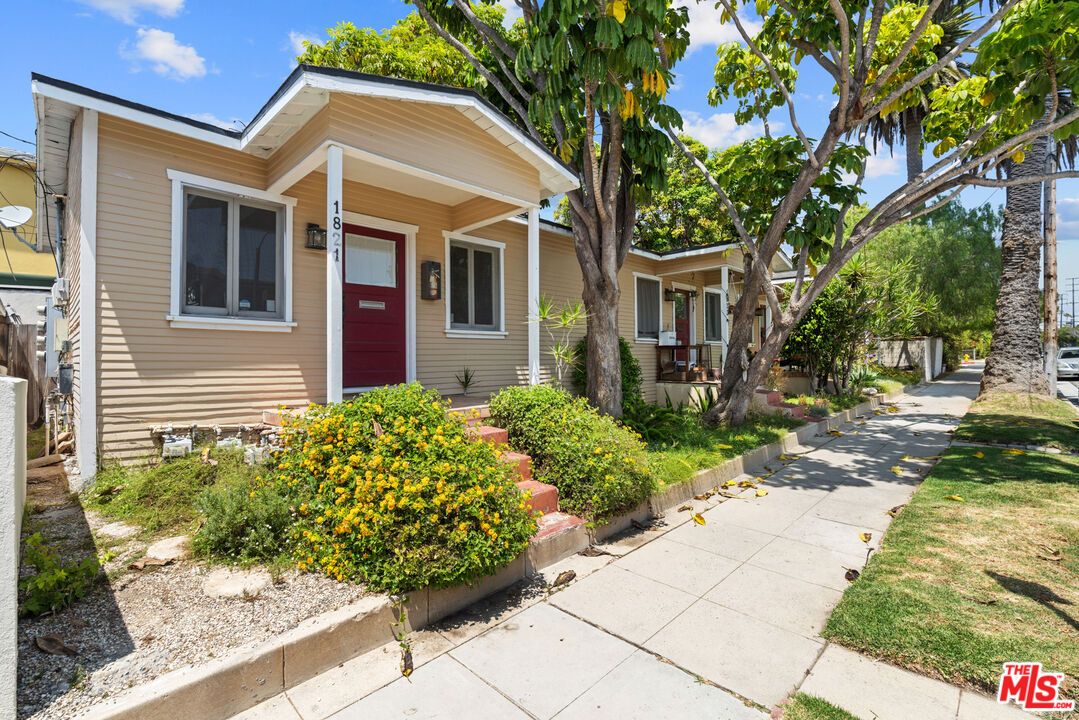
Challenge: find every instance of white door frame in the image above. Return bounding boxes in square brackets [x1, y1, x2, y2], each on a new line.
[340, 211, 418, 395]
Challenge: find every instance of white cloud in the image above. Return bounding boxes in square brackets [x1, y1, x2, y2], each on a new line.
[124, 28, 206, 80]
[288, 30, 319, 58]
[77, 0, 183, 24]
[497, 0, 524, 23]
[864, 148, 902, 179]
[1059, 197, 1079, 239]
[678, 109, 774, 149]
[185, 112, 241, 130]
[673, 0, 760, 55]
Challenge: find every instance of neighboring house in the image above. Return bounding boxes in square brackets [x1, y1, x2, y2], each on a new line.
[32, 66, 784, 481]
[0, 147, 56, 323]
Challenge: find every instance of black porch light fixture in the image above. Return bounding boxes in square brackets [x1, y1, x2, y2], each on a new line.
[664, 288, 677, 302]
[305, 223, 327, 250]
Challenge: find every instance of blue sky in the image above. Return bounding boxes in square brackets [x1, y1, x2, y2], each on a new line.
[2, 0, 1077, 316]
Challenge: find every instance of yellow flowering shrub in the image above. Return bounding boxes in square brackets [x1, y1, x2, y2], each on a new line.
[268, 384, 537, 593]
[490, 385, 656, 522]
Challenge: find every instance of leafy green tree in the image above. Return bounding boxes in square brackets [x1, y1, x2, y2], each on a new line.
[672, 0, 1079, 425]
[409, 0, 691, 417]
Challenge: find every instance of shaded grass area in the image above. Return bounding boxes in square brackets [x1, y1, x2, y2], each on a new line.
[954, 391, 1079, 452]
[26, 423, 46, 460]
[647, 413, 804, 485]
[84, 449, 262, 537]
[823, 445, 1079, 704]
[782, 694, 863, 720]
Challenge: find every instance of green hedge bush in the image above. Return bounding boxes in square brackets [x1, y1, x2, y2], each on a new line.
[489, 385, 656, 523]
[571, 336, 643, 405]
[267, 384, 537, 593]
[194, 478, 293, 563]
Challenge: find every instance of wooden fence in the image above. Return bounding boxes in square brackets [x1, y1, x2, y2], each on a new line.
[0, 318, 45, 425]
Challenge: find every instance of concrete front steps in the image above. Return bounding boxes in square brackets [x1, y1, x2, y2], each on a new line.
[462, 418, 586, 540]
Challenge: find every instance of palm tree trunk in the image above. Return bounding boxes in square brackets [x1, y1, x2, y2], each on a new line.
[903, 110, 924, 182]
[980, 131, 1050, 397]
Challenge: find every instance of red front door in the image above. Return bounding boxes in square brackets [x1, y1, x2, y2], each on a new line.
[673, 288, 691, 365]
[343, 224, 406, 388]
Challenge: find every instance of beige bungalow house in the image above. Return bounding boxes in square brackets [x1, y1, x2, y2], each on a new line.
[32, 66, 785, 482]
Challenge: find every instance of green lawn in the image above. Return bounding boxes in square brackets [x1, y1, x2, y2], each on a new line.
[823, 444, 1079, 704]
[782, 694, 863, 720]
[953, 391, 1079, 452]
[647, 413, 804, 485]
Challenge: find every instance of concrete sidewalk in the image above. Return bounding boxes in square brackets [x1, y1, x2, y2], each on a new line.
[233, 366, 1032, 720]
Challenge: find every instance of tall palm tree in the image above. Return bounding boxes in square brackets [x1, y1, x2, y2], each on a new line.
[868, 0, 975, 181]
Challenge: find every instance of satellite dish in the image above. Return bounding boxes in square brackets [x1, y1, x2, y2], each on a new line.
[0, 206, 33, 230]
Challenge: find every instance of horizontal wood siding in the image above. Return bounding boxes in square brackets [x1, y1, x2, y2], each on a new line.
[65, 111, 83, 441]
[327, 95, 540, 205]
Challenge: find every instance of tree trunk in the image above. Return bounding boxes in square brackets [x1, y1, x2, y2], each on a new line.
[581, 278, 623, 416]
[1044, 150, 1057, 398]
[903, 109, 924, 182]
[980, 131, 1050, 397]
[722, 317, 792, 424]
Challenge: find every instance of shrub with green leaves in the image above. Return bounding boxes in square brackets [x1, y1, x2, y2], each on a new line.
[490, 385, 656, 523]
[571, 336, 643, 406]
[19, 533, 105, 617]
[268, 384, 537, 593]
[194, 479, 293, 563]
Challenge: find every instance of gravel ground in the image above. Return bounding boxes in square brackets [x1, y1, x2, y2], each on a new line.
[17, 494, 370, 719]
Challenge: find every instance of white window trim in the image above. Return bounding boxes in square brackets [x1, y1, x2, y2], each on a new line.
[703, 287, 727, 345]
[443, 231, 506, 337]
[632, 271, 663, 344]
[167, 169, 296, 331]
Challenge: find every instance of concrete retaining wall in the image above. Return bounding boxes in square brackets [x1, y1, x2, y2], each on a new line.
[878, 337, 944, 381]
[1, 377, 27, 720]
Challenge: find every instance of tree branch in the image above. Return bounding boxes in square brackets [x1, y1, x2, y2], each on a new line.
[862, 0, 944, 106]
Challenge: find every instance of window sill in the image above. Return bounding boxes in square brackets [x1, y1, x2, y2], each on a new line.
[166, 315, 296, 332]
[635, 337, 659, 345]
[444, 329, 508, 339]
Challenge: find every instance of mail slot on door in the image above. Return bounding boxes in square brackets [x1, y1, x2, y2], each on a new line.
[359, 300, 386, 310]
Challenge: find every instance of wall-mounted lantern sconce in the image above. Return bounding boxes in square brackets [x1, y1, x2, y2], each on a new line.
[664, 288, 677, 302]
[421, 261, 442, 300]
[305, 223, 327, 250]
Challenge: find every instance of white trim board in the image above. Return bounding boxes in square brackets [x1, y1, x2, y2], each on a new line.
[78, 109, 98, 483]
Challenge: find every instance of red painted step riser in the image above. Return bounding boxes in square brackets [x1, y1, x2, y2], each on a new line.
[517, 480, 559, 515]
[464, 425, 509, 446]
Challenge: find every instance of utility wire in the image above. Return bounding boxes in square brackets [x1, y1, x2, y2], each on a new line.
[0, 129, 34, 147]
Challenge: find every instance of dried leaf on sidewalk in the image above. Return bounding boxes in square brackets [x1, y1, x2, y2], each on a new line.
[718, 491, 742, 499]
[677, 504, 692, 512]
[844, 568, 861, 583]
[886, 406, 900, 413]
[35, 634, 78, 657]
[579, 546, 610, 557]
[887, 504, 905, 517]
[551, 570, 577, 587]
[691, 513, 706, 526]
[912, 432, 922, 436]
[755, 489, 768, 497]
[721, 480, 737, 488]
[890, 466, 903, 476]
[400, 646, 414, 679]
[827, 430, 843, 437]
[693, 491, 714, 501]
[778, 454, 799, 461]
[859, 532, 872, 543]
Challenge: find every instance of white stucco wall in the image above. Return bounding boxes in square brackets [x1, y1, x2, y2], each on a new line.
[0, 376, 27, 720]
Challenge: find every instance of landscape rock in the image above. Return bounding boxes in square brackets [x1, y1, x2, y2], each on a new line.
[202, 568, 273, 598]
[145, 535, 191, 561]
[97, 522, 139, 539]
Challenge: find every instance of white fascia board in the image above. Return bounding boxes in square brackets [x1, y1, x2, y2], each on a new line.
[32, 79, 241, 150]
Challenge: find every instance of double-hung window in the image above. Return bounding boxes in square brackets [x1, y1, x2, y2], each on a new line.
[447, 237, 503, 333]
[182, 188, 285, 319]
[635, 274, 661, 341]
[705, 290, 726, 343]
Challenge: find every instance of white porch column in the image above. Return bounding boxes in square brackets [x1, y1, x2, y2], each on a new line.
[765, 304, 772, 339]
[720, 267, 729, 366]
[527, 207, 541, 385]
[326, 144, 344, 403]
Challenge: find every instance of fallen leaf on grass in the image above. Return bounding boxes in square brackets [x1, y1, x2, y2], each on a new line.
[96, 485, 124, 498]
[943, 495, 964, 502]
[890, 465, 903, 476]
[756, 489, 769, 497]
[859, 532, 873, 543]
[677, 504, 692, 512]
[129, 557, 171, 570]
[1002, 449, 1025, 455]
[1017, 421, 1029, 426]
[551, 570, 577, 588]
[844, 568, 861, 583]
[973, 451, 984, 458]
[691, 513, 706, 526]
[35, 634, 78, 657]
[714, 443, 733, 450]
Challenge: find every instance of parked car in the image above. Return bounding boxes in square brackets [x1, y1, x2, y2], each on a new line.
[1058, 347, 1079, 379]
